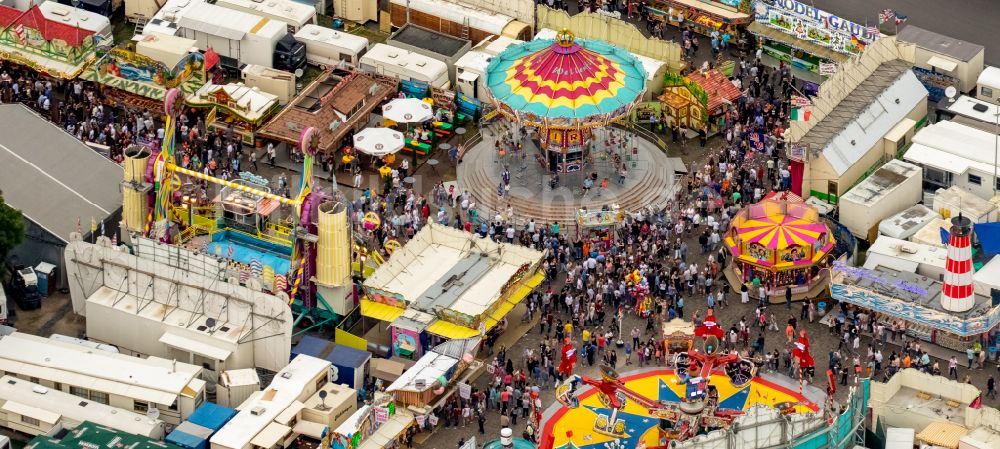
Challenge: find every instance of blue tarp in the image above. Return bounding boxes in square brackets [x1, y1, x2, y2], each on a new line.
[165, 431, 206, 449]
[939, 223, 1000, 257]
[292, 335, 334, 360]
[328, 344, 370, 369]
[976, 222, 1000, 256]
[186, 403, 236, 431]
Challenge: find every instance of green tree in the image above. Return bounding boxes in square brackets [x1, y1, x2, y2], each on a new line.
[0, 192, 25, 276]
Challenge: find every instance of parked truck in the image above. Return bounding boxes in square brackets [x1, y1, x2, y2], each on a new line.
[144, 0, 306, 72]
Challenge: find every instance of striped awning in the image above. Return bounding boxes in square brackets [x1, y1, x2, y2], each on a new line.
[916, 421, 968, 449]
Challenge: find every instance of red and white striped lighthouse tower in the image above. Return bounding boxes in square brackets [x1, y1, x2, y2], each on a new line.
[941, 214, 975, 312]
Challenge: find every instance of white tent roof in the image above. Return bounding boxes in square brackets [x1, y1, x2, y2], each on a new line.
[904, 120, 998, 175]
[363, 224, 544, 318]
[820, 70, 927, 176]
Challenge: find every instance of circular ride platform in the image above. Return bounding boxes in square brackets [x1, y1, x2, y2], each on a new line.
[457, 127, 680, 224]
[540, 368, 817, 449]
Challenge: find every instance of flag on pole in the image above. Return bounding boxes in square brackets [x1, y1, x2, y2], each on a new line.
[90, 217, 97, 234]
[865, 25, 879, 36]
[100, 220, 105, 237]
[791, 108, 811, 122]
[894, 14, 907, 26]
[850, 34, 866, 51]
[76, 217, 82, 234]
[878, 8, 895, 24]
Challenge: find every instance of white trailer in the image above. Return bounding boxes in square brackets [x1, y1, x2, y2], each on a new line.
[211, 0, 316, 33]
[173, 2, 290, 69]
[293, 24, 368, 67]
[454, 49, 491, 101]
[125, 0, 165, 23]
[241, 64, 296, 104]
[360, 43, 449, 89]
[838, 159, 923, 241]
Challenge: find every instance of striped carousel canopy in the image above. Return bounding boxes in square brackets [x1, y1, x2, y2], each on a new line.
[484, 29, 647, 125]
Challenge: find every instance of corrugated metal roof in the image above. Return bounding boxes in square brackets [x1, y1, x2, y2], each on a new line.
[0, 333, 201, 406]
[799, 61, 926, 176]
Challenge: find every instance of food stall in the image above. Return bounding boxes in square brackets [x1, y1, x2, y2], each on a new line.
[645, 0, 751, 39]
[576, 206, 624, 256]
[187, 82, 281, 145]
[747, 0, 876, 75]
[663, 318, 695, 353]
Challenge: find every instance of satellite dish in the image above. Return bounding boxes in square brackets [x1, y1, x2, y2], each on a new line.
[329, 365, 339, 382]
[294, 68, 304, 78]
[147, 407, 160, 421]
[945, 86, 958, 102]
[205, 317, 217, 329]
[318, 389, 329, 410]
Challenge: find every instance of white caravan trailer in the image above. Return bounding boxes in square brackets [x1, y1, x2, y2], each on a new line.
[359, 43, 449, 89]
[293, 24, 369, 66]
[212, 0, 316, 33]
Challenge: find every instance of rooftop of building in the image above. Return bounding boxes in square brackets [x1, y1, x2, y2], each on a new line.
[896, 25, 984, 62]
[390, 24, 469, 57]
[797, 60, 925, 176]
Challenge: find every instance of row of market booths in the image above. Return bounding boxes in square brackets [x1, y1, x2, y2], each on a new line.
[341, 224, 547, 437]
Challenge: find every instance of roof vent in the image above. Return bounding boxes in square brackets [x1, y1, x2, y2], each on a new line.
[78, 401, 88, 407]
[899, 243, 918, 254]
[32, 386, 48, 394]
[388, 53, 398, 58]
[50, 7, 70, 16]
[251, 406, 266, 416]
[280, 371, 293, 379]
[6, 379, 14, 385]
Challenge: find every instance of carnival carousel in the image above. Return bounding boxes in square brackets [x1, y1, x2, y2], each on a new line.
[724, 197, 835, 299]
[485, 29, 645, 173]
[458, 29, 681, 222]
[543, 312, 817, 449]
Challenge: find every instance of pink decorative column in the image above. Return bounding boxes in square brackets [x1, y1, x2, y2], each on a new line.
[941, 215, 975, 312]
